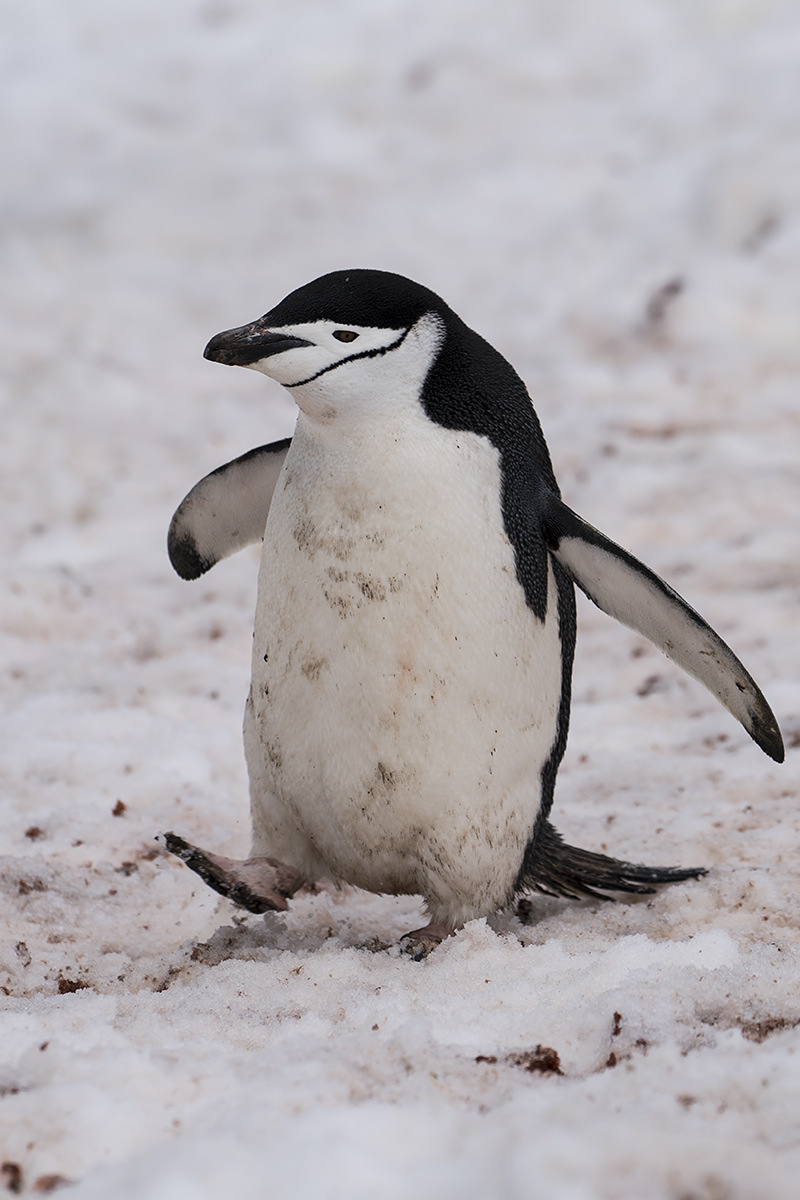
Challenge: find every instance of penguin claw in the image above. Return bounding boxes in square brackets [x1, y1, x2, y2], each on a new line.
[400, 921, 453, 960]
[161, 831, 305, 914]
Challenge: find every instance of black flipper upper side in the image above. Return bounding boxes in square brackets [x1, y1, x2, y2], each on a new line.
[168, 438, 292, 580]
[541, 490, 784, 763]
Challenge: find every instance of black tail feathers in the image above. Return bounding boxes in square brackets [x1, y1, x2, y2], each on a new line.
[521, 820, 707, 902]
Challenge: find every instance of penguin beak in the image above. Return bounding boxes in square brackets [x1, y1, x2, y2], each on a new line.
[204, 321, 313, 367]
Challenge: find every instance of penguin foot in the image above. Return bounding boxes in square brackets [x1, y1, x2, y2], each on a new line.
[161, 831, 305, 914]
[401, 921, 453, 960]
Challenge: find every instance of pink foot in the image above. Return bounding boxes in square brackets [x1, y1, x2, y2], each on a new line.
[401, 921, 454, 960]
[162, 831, 304, 914]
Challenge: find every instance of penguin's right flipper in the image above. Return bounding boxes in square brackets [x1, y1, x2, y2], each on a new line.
[168, 438, 291, 580]
[541, 492, 784, 762]
[523, 821, 706, 901]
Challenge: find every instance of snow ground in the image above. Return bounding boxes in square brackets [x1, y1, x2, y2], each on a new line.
[1, 1, 799, 1196]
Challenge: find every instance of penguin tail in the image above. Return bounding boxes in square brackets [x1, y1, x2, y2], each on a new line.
[521, 820, 707, 901]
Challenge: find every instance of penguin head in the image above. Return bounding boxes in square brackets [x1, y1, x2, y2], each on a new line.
[204, 270, 450, 425]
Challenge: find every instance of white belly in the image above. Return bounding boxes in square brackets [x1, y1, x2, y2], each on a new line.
[245, 413, 563, 926]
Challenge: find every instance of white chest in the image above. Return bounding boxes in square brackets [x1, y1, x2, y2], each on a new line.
[247, 412, 563, 922]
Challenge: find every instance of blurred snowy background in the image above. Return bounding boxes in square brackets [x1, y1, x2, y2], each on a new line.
[1, 1, 799, 1196]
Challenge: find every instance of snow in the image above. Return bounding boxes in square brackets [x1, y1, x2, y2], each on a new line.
[2, 0, 799, 1195]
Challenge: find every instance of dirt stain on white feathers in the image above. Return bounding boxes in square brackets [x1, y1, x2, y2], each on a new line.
[353, 573, 387, 602]
[292, 517, 354, 563]
[363, 761, 401, 810]
[300, 655, 329, 682]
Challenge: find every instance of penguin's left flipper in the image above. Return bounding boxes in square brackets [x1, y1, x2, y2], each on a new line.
[541, 492, 784, 763]
[168, 438, 292, 580]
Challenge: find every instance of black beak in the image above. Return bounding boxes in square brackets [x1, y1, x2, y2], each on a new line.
[203, 320, 313, 367]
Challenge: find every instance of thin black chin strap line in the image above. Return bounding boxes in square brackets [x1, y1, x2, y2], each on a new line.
[284, 326, 412, 389]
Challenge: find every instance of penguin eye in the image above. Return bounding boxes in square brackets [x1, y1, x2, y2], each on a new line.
[332, 330, 359, 343]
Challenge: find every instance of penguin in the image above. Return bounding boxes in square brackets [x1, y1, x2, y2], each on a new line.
[164, 269, 783, 953]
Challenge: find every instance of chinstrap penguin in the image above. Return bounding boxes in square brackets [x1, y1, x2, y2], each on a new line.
[164, 269, 784, 954]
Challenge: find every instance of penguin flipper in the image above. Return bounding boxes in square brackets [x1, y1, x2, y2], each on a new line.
[522, 821, 706, 901]
[541, 492, 784, 763]
[168, 438, 291, 580]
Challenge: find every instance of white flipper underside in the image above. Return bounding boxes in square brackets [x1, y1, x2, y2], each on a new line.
[544, 496, 783, 762]
[168, 440, 291, 579]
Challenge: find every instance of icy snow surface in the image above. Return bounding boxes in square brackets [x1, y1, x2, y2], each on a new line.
[2, 1, 800, 1196]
